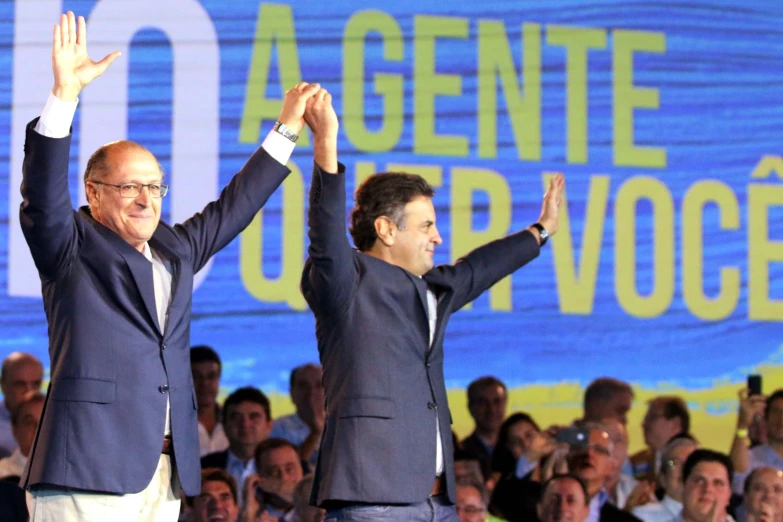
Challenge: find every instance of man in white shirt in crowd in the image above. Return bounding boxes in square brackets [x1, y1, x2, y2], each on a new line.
[0, 353, 43, 458]
[732, 389, 783, 493]
[633, 436, 699, 522]
[269, 364, 324, 467]
[201, 387, 274, 506]
[191, 346, 230, 457]
[0, 392, 45, 479]
[668, 449, 735, 522]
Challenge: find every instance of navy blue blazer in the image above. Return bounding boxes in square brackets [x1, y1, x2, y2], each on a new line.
[300, 164, 540, 505]
[19, 119, 289, 496]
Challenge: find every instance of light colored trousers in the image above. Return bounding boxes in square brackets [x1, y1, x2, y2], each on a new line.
[27, 454, 181, 522]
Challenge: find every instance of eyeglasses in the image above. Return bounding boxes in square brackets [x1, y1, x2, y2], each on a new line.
[90, 181, 169, 198]
[455, 505, 486, 515]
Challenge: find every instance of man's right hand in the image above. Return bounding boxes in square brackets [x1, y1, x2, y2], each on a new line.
[52, 12, 121, 102]
[738, 387, 766, 430]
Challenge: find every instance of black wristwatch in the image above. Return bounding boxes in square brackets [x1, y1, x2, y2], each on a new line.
[531, 223, 549, 246]
[273, 121, 299, 143]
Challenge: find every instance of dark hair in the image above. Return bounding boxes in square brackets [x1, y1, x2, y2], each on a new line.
[584, 378, 633, 416]
[199, 468, 238, 505]
[456, 476, 490, 507]
[10, 391, 45, 426]
[349, 173, 435, 251]
[289, 363, 320, 391]
[254, 437, 299, 468]
[222, 387, 271, 424]
[539, 474, 590, 506]
[766, 389, 783, 420]
[682, 449, 733, 486]
[491, 412, 540, 474]
[190, 345, 221, 371]
[649, 396, 690, 434]
[467, 376, 507, 404]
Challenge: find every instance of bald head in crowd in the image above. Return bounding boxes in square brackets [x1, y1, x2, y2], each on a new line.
[0, 353, 44, 456]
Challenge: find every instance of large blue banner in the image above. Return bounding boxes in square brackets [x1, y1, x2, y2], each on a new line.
[1, 0, 781, 450]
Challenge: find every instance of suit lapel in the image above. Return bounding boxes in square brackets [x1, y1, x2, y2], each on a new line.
[80, 208, 161, 334]
[403, 270, 430, 323]
[149, 234, 184, 337]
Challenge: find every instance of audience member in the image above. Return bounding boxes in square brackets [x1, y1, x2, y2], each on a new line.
[189, 468, 240, 522]
[0, 391, 45, 480]
[738, 467, 783, 522]
[674, 449, 735, 522]
[565, 423, 641, 521]
[490, 412, 541, 482]
[732, 389, 783, 493]
[462, 376, 509, 480]
[632, 436, 700, 522]
[632, 397, 690, 482]
[456, 476, 489, 522]
[192, 345, 230, 457]
[269, 364, 324, 466]
[584, 378, 634, 426]
[603, 419, 644, 509]
[202, 387, 273, 506]
[0, 352, 43, 457]
[537, 474, 591, 522]
[241, 438, 303, 521]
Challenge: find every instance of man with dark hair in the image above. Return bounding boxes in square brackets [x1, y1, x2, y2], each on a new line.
[455, 476, 489, 522]
[202, 387, 273, 506]
[674, 449, 734, 522]
[299, 86, 564, 520]
[189, 468, 239, 522]
[270, 363, 325, 466]
[632, 397, 691, 482]
[0, 353, 43, 458]
[461, 376, 508, 480]
[537, 474, 591, 522]
[731, 388, 783, 493]
[191, 345, 230, 457]
[584, 378, 635, 426]
[241, 438, 303, 520]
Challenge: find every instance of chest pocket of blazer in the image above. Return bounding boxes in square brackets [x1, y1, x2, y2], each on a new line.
[336, 396, 395, 419]
[51, 377, 116, 404]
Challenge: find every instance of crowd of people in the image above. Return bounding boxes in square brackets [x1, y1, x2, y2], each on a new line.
[1, 350, 781, 522]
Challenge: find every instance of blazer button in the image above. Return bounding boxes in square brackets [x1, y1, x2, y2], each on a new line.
[161, 342, 167, 350]
[428, 401, 436, 410]
[426, 362, 431, 369]
[159, 385, 169, 394]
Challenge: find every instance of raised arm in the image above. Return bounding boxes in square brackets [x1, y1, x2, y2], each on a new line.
[20, 12, 120, 278]
[175, 83, 321, 272]
[443, 174, 565, 310]
[300, 89, 358, 316]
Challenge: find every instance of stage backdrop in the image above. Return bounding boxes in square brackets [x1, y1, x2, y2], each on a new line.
[1, 0, 781, 453]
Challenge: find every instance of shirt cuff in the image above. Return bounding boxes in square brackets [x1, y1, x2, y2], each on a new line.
[34, 92, 78, 138]
[515, 455, 536, 479]
[261, 129, 297, 166]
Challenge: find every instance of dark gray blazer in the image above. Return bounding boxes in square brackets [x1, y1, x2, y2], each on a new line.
[300, 163, 540, 505]
[19, 119, 289, 496]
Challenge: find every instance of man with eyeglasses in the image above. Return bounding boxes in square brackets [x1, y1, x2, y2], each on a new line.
[19, 12, 318, 521]
[455, 477, 489, 522]
[633, 436, 700, 522]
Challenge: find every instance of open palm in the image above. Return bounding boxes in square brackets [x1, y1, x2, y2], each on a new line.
[52, 11, 120, 100]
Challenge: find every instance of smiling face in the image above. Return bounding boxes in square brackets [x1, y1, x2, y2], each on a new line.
[86, 144, 163, 252]
[192, 480, 239, 522]
[385, 196, 442, 276]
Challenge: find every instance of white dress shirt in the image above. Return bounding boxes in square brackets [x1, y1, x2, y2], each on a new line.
[0, 447, 27, 479]
[425, 285, 444, 476]
[632, 495, 682, 522]
[35, 91, 296, 438]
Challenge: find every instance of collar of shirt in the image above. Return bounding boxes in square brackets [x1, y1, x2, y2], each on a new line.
[0, 402, 9, 422]
[587, 489, 609, 522]
[661, 494, 682, 516]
